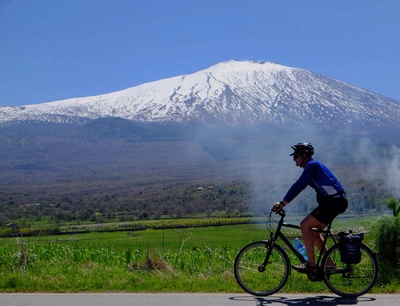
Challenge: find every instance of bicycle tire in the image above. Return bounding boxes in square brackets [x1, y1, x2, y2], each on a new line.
[234, 241, 290, 296]
[322, 242, 378, 297]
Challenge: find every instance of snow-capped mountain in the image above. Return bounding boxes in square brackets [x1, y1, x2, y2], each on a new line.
[1, 60, 400, 129]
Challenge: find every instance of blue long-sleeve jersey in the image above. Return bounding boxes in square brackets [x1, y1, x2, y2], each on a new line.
[283, 158, 345, 203]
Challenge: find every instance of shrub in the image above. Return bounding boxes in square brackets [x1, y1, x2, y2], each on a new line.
[372, 215, 400, 282]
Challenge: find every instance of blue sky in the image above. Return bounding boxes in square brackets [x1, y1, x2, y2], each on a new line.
[1, 0, 399, 107]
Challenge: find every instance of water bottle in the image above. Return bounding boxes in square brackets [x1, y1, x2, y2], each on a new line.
[292, 238, 308, 261]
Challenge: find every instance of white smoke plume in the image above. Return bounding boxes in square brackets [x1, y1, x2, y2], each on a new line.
[354, 138, 400, 199]
[385, 145, 400, 198]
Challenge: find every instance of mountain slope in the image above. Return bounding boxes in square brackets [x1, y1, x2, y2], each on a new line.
[1, 60, 400, 129]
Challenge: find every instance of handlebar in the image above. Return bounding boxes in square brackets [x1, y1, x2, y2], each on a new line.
[270, 203, 286, 217]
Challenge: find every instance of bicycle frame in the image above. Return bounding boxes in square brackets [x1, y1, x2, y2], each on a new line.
[262, 209, 337, 270]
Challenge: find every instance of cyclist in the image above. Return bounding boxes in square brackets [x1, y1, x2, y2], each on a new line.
[272, 142, 348, 273]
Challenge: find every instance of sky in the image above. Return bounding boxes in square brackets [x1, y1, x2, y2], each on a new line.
[1, 0, 399, 107]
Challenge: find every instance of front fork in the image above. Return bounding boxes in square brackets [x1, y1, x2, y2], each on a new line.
[258, 232, 276, 272]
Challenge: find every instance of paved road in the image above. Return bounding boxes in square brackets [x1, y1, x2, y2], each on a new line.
[1, 293, 399, 306]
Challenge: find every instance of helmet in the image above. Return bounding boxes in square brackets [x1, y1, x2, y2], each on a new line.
[290, 142, 314, 157]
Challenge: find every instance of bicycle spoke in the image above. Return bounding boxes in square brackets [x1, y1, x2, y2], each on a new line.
[322, 243, 378, 297]
[234, 242, 290, 296]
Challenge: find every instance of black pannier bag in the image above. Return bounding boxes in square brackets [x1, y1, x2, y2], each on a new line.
[338, 231, 364, 264]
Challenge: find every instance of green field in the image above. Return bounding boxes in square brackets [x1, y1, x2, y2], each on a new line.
[0, 213, 376, 249]
[0, 214, 398, 294]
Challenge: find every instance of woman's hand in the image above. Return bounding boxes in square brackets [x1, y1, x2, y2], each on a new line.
[272, 201, 286, 212]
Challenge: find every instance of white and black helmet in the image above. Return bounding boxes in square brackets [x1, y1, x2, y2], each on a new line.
[290, 142, 314, 157]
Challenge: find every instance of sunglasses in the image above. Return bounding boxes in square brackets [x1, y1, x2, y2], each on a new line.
[293, 154, 301, 160]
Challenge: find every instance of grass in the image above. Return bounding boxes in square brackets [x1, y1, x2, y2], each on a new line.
[0, 214, 398, 293]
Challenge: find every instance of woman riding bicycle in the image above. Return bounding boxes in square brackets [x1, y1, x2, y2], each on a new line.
[272, 142, 348, 273]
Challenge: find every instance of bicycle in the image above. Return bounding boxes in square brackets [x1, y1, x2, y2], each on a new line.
[234, 206, 378, 297]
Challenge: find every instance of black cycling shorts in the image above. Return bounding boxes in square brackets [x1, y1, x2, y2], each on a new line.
[311, 195, 348, 225]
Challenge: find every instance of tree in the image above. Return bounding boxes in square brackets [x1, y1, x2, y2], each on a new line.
[385, 197, 400, 217]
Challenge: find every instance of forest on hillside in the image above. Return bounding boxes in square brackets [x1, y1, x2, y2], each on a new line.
[0, 174, 391, 228]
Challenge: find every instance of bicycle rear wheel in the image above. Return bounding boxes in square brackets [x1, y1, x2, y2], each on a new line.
[322, 243, 378, 297]
[234, 241, 290, 296]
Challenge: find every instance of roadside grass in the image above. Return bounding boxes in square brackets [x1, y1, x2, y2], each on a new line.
[0, 241, 331, 293]
[0, 214, 397, 293]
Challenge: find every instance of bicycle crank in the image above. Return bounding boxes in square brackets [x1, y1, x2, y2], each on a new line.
[307, 270, 324, 282]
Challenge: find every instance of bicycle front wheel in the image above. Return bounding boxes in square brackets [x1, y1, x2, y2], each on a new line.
[234, 241, 290, 296]
[322, 243, 378, 297]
